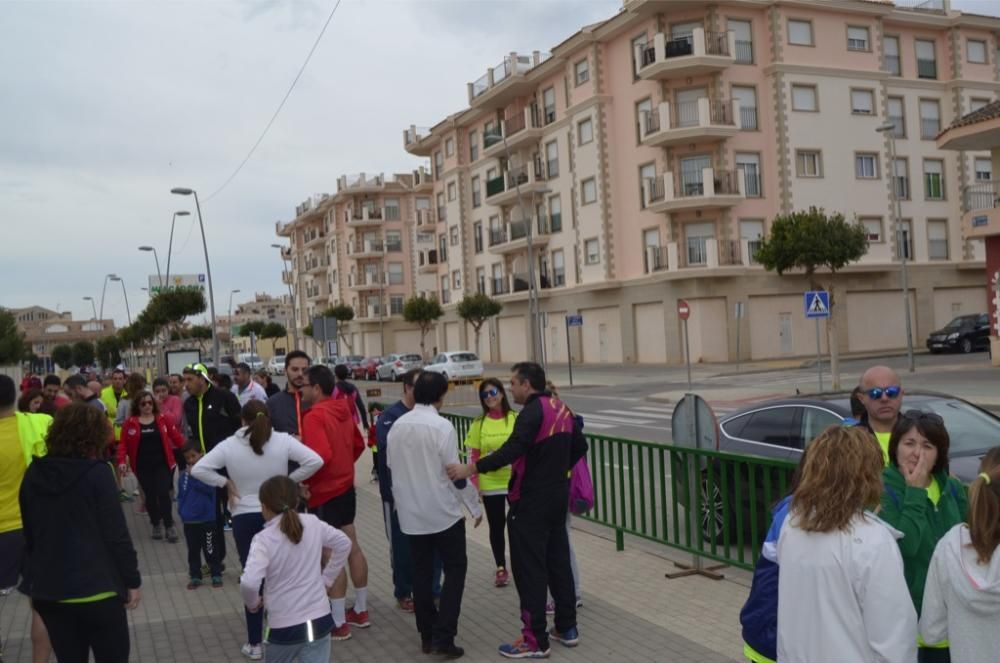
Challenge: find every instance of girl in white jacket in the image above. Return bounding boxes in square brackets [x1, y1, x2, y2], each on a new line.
[920, 447, 1000, 663]
[777, 425, 917, 663]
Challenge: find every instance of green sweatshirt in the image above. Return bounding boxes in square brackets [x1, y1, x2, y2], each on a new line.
[880, 464, 968, 616]
[463, 412, 516, 494]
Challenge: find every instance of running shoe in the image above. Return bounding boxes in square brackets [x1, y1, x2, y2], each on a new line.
[223, 522, 233, 532]
[548, 626, 579, 647]
[346, 608, 370, 628]
[151, 525, 163, 540]
[396, 597, 415, 613]
[495, 567, 509, 587]
[330, 622, 351, 641]
[498, 639, 550, 659]
[165, 527, 178, 543]
[240, 643, 262, 660]
[211, 576, 223, 588]
[118, 490, 134, 503]
[186, 578, 202, 590]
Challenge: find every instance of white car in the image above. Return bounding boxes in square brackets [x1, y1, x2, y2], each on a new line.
[376, 353, 424, 381]
[267, 355, 286, 375]
[238, 353, 264, 371]
[422, 351, 484, 381]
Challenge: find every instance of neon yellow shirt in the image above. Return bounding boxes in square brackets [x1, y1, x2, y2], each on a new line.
[0, 416, 25, 533]
[926, 476, 941, 506]
[876, 432, 891, 466]
[464, 412, 516, 494]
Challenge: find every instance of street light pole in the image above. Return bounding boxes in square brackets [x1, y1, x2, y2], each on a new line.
[111, 277, 132, 325]
[139, 246, 163, 288]
[165, 210, 190, 287]
[877, 122, 916, 373]
[83, 296, 97, 320]
[271, 243, 299, 350]
[228, 289, 241, 356]
[99, 273, 116, 321]
[172, 188, 220, 366]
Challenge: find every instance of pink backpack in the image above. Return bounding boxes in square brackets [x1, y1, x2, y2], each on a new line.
[569, 458, 594, 515]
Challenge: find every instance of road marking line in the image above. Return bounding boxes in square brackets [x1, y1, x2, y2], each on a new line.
[598, 409, 673, 420]
[583, 414, 654, 425]
[581, 421, 615, 430]
[632, 406, 670, 413]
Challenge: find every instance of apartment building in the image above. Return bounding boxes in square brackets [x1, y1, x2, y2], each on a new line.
[395, 0, 995, 364]
[275, 167, 436, 357]
[11, 306, 116, 365]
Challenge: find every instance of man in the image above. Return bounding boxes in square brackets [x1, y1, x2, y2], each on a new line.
[266, 350, 311, 436]
[182, 363, 241, 562]
[100, 369, 127, 437]
[300, 365, 370, 641]
[333, 364, 369, 430]
[0, 375, 52, 663]
[448, 362, 587, 659]
[232, 363, 267, 406]
[389, 371, 481, 659]
[63, 374, 107, 412]
[857, 364, 904, 464]
[167, 373, 187, 401]
[38, 375, 70, 416]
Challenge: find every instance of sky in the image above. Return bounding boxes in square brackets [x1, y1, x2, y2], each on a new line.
[2, 0, 999, 329]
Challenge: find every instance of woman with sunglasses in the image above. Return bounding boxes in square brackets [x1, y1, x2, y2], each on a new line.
[117, 389, 185, 542]
[880, 410, 968, 663]
[463, 378, 517, 587]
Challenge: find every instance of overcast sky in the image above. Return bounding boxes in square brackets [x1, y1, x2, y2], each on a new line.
[2, 0, 998, 329]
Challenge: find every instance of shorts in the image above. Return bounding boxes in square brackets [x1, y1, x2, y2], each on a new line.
[312, 488, 356, 528]
[0, 529, 25, 589]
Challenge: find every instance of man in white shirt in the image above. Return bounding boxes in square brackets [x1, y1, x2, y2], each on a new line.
[232, 363, 267, 406]
[387, 371, 481, 659]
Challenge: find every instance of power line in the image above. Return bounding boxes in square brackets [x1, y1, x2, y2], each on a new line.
[202, 0, 344, 203]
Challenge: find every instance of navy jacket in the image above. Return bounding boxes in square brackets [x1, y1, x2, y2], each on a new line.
[375, 400, 411, 503]
[177, 470, 216, 523]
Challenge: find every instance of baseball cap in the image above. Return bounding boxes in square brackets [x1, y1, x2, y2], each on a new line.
[183, 363, 210, 381]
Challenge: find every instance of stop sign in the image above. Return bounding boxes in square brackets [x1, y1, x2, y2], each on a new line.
[677, 299, 691, 320]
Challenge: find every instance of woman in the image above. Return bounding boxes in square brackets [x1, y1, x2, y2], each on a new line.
[192, 399, 323, 661]
[880, 410, 968, 663]
[777, 425, 916, 662]
[17, 388, 43, 413]
[152, 377, 183, 431]
[114, 373, 147, 430]
[463, 378, 516, 587]
[19, 403, 142, 663]
[254, 369, 280, 398]
[117, 389, 185, 542]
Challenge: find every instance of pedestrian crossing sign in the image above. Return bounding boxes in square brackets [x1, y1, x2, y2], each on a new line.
[804, 290, 830, 319]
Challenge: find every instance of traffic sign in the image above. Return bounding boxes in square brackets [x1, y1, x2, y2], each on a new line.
[804, 291, 830, 319]
[677, 299, 691, 320]
[566, 314, 583, 327]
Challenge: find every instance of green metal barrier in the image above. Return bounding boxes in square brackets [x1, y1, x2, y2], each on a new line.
[442, 412, 796, 572]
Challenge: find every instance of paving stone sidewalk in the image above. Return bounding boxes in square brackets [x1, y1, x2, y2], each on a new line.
[0, 452, 746, 662]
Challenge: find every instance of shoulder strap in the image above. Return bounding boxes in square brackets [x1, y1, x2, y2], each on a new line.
[884, 485, 902, 509]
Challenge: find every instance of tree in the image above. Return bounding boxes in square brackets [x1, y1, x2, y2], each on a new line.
[322, 304, 355, 354]
[51, 344, 73, 369]
[96, 336, 122, 369]
[456, 293, 503, 355]
[755, 207, 868, 390]
[71, 341, 95, 368]
[189, 325, 213, 353]
[403, 296, 444, 359]
[260, 322, 287, 340]
[0, 307, 25, 365]
[239, 320, 265, 338]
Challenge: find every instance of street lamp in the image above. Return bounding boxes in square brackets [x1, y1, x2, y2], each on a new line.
[109, 276, 132, 325]
[99, 273, 117, 321]
[138, 246, 163, 289]
[171, 187, 220, 366]
[83, 296, 97, 320]
[876, 121, 916, 373]
[271, 243, 299, 350]
[165, 210, 190, 286]
[228, 289, 241, 355]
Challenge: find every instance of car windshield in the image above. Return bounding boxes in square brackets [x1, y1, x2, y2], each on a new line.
[244, 355, 260, 362]
[911, 398, 1000, 455]
[944, 316, 976, 330]
[451, 353, 479, 362]
[402, 354, 421, 361]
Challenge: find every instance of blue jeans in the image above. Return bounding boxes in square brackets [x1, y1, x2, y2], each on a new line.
[232, 512, 266, 646]
[265, 637, 330, 663]
[383, 501, 441, 599]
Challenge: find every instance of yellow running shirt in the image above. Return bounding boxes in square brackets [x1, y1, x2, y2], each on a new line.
[0, 416, 26, 532]
[876, 431, 891, 466]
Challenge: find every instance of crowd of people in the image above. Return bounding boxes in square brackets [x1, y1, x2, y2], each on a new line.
[1, 356, 588, 662]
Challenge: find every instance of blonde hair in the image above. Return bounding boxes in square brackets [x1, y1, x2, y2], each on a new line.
[791, 426, 883, 533]
[968, 447, 1000, 564]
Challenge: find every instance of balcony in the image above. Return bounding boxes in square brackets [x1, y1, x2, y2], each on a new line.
[643, 168, 744, 213]
[275, 220, 294, 237]
[356, 305, 383, 322]
[281, 270, 294, 285]
[412, 165, 434, 190]
[418, 250, 440, 274]
[639, 98, 739, 148]
[403, 125, 435, 157]
[345, 206, 383, 228]
[482, 105, 544, 159]
[336, 173, 388, 194]
[488, 216, 551, 255]
[348, 272, 384, 292]
[962, 181, 1000, 239]
[485, 160, 549, 207]
[635, 29, 735, 80]
[415, 208, 437, 227]
[303, 230, 326, 248]
[467, 51, 552, 110]
[347, 239, 384, 259]
[644, 246, 670, 273]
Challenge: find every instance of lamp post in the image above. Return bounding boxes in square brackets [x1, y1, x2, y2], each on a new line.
[83, 296, 97, 321]
[99, 273, 117, 322]
[139, 246, 163, 289]
[171, 187, 220, 366]
[876, 121, 915, 373]
[110, 276, 132, 325]
[271, 243, 299, 350]
[165, 210, 190, 287]
[228, 289, 241, 356]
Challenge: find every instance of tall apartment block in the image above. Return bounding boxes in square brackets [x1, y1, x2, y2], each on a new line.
[279, 0, 997, 363]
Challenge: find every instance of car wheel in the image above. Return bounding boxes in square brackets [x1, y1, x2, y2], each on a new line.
[442, 372, 449, 382]
[699, 471, 729, 544]
[961, 338, 973, 354]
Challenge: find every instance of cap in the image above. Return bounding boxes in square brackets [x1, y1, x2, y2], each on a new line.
[183, 363, 210, 381]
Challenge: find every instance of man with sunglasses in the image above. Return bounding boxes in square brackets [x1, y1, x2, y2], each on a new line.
[857, 365, 904, 464]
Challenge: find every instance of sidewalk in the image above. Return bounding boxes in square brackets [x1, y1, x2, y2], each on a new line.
[0, 455, 747, 662]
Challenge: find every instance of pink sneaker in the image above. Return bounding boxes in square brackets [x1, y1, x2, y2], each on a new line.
[495, 567, 510, 587]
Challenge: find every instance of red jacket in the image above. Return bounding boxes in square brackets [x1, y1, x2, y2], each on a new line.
[300, 397, 365, 508]
[117, 414, 185, 472]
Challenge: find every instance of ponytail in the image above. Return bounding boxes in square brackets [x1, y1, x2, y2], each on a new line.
[242, 400, 271, 456]
[279, 509, 303, 545]
[968, 448, 1000, 564]
[258, 475, 304, 544]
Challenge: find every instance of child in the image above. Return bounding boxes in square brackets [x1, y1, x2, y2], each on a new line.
[920, 447, 1000, 663]
[368, 402, 384, 483]
[241, 475, 352, 662]
[178, 440, 223, 589]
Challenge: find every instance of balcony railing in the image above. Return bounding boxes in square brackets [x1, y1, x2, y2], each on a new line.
[644, 246, 669, 273]
[685, 237, 709, 267]
[469, 51, 552, 101]
[739, 106, 758, 130]
[897, 0, 946, 13]
[747, 239, 763, 265]
[645, 176, 665, 204]
[486, 175, 506, 197]
[491, 277, 510, 296]
[735, 40, 753, 64]
[349, 239, 384, 254]
[415, 209, 436, 226]
[674, 100, 700, 128]
[742, 172, 762, 198]
[489, 227, 507, 247]
[351, 207, 382, 221]
[718, 239, 741, 266]
[964, 180, 1000, 211]
[678, 169, 740, 197]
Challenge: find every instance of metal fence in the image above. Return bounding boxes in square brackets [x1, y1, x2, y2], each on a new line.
[441, 412, 797, 571]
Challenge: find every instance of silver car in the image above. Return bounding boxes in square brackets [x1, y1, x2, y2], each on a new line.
[375, 353, 423, 381]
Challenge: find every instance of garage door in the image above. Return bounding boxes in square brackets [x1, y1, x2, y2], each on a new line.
[634, 303, 667, 363]
[393, 330, 422, 356]
[580, 306, 622, 363]
[498, 316, 527, 363]
[932, 287, 987, 330]
[748, 294, 828, 359]
[846, 290, 917, 352]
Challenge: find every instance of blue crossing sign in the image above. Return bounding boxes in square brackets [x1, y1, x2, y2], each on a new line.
[566, 314, 583, 327]
[804, 291, 830, 319]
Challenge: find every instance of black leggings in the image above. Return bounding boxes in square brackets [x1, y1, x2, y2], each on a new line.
[135, 461, 174, 527]
[482, 494, 507, 568]
[34, 597, 129, 663]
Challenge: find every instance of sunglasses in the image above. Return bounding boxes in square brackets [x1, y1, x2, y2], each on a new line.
[139, 400, 154, 406]
[480, 388, 500, 399]
[902, 409, 944, 425]
[865, 386, 901, 400]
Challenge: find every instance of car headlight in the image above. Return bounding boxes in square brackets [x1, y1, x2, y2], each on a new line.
[947, 332, 960, 340]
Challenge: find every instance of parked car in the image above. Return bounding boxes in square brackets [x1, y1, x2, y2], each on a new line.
[267, 355, 286, 376]
[926, 313, 991, 354]
[352, 357, 382, 381]
[338, 355, 364, 373]
[422, 352, 484, 381]
[237, 353, 264, 371]
[375, 353, 424, 381]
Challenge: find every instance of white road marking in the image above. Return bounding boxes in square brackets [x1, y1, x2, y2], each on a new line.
[598, 409, 673, 420]
[583, 414, 654, 425]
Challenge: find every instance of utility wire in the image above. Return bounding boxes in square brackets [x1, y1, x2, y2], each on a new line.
[202, 0, 344, 203]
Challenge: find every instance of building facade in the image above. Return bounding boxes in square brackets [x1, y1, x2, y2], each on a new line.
[11, 306, 115, 363]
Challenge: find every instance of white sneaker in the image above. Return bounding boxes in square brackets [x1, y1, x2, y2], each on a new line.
[241, 643, 262, 660]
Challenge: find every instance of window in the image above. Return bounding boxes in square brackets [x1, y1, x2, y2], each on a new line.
[967, 39, 987, 64]
[916, 39, 937, 79]
[584, 238, 600, 264]
[927, 219, 949, 260]
[552, 250, 565, 286]
[847, 26, 870, 51]
[971, 97, 991, 113]
[449, 225, 459, 246]
[440, 276, 449, 303]
[543, 87, 556, 124]
[975, 157, 992, 181]
[386, 230, 402, 252]
[787, 19, 813, 46]
[735, 153, 762, 197]
[631, 33, 649, 77]
[860, 217, 883, 242]
[729, 19, 753, 64]
[893, 158, 910, 199]
[468, 130, 479, 162]
[436, 192, 446, 222]
[445, 137, 454, 158]
[438, 234, 447, 261]
[855, 153, 879, 179]
[725, 406, 801, 449]
[384, 197, 400, 220]
[578, 118, 593, 145]
[643, 228, 662, 272]
[434, 150, 443, 179]
[636, 97, 653, 140]
[887, 97, 906, 138]
[473, 222, 483, 253]
[447, 181, 456, 201]
[390, 295, 404, 315]
[545, 140, 559, 178]
[483, 120, 498, 147]
[639, 162, 656, 207]
[791, 84, 818, 111]
[471, 175, 481, 208]
[452, 270, 461, 289]
[851, 89, 875, 115]
[581, 177, 597, 205]
[898, 219, 913, 260]
[475, 267, 486, 294]
[574, 58, 589, 85]
[795, 150, 822, 177]
[885, 35, 901, 76]
[919, 99, 941, 139]
[548, 195, 562, 232]
[732, 85, 758, 130]
[387, 262, 404, 285]
[923, 159, 944, 200]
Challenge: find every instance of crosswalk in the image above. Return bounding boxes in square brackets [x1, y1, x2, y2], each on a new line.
[702, 369, 852, 390]
[579, 404, 742, 430]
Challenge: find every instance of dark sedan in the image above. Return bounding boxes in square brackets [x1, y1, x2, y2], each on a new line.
[926, 313, 991, 354]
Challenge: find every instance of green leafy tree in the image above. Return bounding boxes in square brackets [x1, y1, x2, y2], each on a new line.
[0, 307, 26, 365]
[71, 341, 95, 368]
[260, 322, 287, 340]
[303, 323, 313, 338]
[96, 336, 122, 369]
[322, 304, 355, 354]
[189, 324, 213, 353]
[755, 207, 869, 389]
[403, 296, 444, 359]
[456, 293, 502, 354]
[239, 320, 266, 337]
[51, 344, 73, 369]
